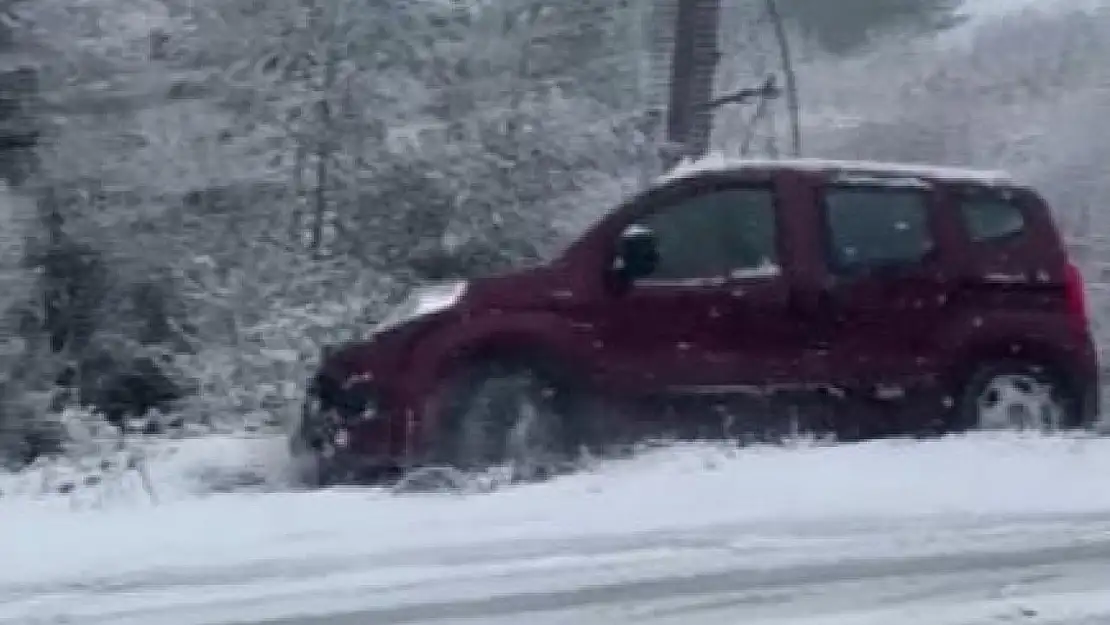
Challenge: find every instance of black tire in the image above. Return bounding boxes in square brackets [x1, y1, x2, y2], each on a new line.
[952, 360, 1084, 433]
[433, 362, 581, 481]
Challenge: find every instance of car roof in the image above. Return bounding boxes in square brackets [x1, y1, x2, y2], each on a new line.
[657, 154, 1023, 189]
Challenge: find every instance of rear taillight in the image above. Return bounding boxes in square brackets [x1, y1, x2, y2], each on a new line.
[1064, 261, 1090, 331]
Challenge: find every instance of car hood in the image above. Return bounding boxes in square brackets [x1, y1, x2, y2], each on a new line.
[464, 263, 578, 310]
[314, 262, 578, 383]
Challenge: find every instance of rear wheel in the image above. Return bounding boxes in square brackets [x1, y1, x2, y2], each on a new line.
[954, 361, 1082, 433]
[434, 362, 580, 482]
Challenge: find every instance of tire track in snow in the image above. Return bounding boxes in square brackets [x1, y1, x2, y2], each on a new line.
[247, 535, 1110, 625]
[9, 515, 1109, 625]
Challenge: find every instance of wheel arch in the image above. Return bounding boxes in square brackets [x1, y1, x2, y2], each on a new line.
[944, 337, 1085, 406]
[445, 337, 584, 385]
[406, 312, 599, 442]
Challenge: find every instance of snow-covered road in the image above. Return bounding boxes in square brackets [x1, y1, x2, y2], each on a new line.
[256, 520, 1110, 625]
[3, 434, 1110, 625]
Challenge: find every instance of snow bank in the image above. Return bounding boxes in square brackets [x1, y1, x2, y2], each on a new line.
[2, 433, 1109, 591]
[0, 433, 289, 505]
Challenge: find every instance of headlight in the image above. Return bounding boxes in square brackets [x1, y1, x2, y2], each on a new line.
[372, 280, 468, 335]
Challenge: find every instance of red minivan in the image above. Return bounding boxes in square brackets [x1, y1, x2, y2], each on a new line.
[290, 158, 1101, 484]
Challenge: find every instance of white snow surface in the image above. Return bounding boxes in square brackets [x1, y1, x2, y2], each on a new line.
[657, 155, 1018, 187]
[3, 433, 1110, 624]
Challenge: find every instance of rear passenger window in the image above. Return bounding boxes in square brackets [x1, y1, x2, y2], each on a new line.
[823, 187, 934, 274]
[959, 196, 1025, 242]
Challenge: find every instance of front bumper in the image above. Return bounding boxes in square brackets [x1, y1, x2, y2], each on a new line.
[1081, 367, 1101, 427]
[290, 374, 411, 478]
[292, 381, 380, 448]
[289, 397, 394, 484]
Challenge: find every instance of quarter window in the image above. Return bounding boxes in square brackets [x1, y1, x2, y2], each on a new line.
[959, 196, 1025, 242]
[824, 186, 934, 273]
[634, 187, 778, 281]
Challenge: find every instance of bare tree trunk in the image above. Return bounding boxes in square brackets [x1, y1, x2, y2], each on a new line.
[311, 142, 327, 260]
[40, 186, 67, 356]
[310, 20, 340, 260]
[665, 0, 721, 169]
[289, 143, 306, 248]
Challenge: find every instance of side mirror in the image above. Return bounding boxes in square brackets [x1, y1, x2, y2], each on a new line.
[615, 224, 659, 282]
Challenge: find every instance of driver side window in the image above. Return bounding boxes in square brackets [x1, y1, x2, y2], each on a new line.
[635, 186, 779, 282]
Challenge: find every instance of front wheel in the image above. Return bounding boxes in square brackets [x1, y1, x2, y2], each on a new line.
[434, 363, 578, 482]
[953, 361, 1083, 433]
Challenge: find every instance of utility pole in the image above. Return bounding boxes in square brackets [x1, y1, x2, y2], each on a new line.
[664, 0, 721, 170]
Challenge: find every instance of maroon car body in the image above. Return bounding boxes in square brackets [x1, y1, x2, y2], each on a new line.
[294, 158, 1100, 479]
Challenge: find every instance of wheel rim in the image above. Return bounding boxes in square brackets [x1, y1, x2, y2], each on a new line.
[456, 375, 562, 478]
[975, 373, 1065, 431]
[457, 392, 499, 469]
[505, 389, 561, 478]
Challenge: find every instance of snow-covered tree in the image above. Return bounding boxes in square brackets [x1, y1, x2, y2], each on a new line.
[776, 0, 962, 54]
[0, 0, 662, 437]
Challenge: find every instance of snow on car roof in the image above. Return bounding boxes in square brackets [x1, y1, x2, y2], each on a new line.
[658, 153, 1020, 187]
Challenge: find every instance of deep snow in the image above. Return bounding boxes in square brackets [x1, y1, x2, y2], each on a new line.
[3, 434, 1110, 624]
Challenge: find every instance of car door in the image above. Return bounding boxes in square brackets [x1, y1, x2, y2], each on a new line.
[595, 178, 805, 394]
[811, 180, 956, 394]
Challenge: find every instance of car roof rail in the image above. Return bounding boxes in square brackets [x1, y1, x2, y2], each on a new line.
[828, 172, 933, 189]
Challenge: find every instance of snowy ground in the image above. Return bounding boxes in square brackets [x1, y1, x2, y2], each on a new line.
[3, 433, 1110, 625]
